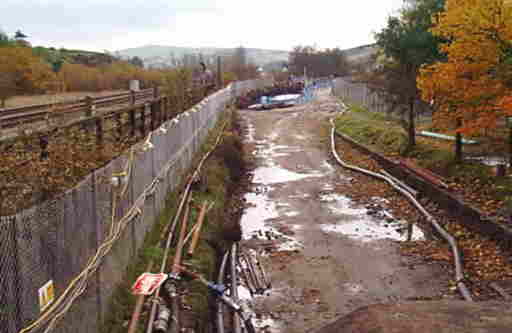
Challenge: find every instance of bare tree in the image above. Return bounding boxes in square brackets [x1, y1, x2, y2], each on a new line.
[289, 45, 349, 78]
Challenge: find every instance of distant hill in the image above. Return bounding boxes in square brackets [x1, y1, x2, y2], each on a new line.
[341, 44, 378, 64]
[116, 45, 290, 68]
[115, 44, 379, 70]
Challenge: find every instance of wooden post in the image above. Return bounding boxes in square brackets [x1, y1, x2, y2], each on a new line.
[455, 117, 463, 163]
[509, 120, 512, 169]
[129, 109, 136, 137]
[96, 117, 103, 146]
[116, 112, 123, 139]
[153, 85, 159, 99]
[168, 197, 192, 333]
[187, 202, 208, 256]
[140, 105, 146, 137]
[150, 102, 157, 131]
[162, 96, 168, 121]
[158, 98, 164, 125]
[85, 96, 94, 117]
[130, 90, 136, 105]
[39, 134, 49, 160]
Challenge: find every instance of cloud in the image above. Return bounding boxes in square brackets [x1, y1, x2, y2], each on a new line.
[1, 0, 404, 51]
[1, 0, 220, 50]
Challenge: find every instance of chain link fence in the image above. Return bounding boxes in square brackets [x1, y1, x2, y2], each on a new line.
[0, 79, 271, 333]
[332, 77, 388, 112]
[332, 77, 433, 119]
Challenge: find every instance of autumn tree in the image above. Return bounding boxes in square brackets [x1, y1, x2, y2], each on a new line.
[418, 0, 512, 161]
[367, 0, 445, 152]
[289, 46, 349, 78]
[0, 46, 55, 107]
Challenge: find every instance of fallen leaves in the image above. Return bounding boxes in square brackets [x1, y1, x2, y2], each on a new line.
[334, 135, 512, 299]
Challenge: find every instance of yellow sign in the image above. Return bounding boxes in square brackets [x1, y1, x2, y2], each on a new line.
[38, 280, 55, 312]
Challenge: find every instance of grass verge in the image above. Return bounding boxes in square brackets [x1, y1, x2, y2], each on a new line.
[334, 102, 512, 220]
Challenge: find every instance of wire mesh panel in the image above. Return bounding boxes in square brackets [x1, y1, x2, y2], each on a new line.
[92, 160, 115, 324]
[98, 153, 135, 320]
[134, 152, 156, 250]
[15, 198, 62, 329]
[2, 80, 269, 333]
[0, 216, 22, 333]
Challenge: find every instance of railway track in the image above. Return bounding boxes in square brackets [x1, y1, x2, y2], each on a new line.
[0, 88, 156, 131]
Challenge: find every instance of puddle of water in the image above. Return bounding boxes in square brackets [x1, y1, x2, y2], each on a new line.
[343, 283, 365, 295]
[322, 161, 334, 172]
[284, 211, 299, 217]
[246, 123, 256, 142]
[466, 156, 508, 167]
[370, 197, 389, 205]
[322, 184, 334, 191]
[240, 188, 303, 251]
[254, 143, 304, 159]
[241, 192, 278, 239]
[321, 219, 424, 242]
[289, 193, 311, 199]
[320, 193, 424, 242]
[320, 194, 368, 216]
[252, 165, 323, 184]
[276, 237, 303, 251]
[252, 316, 283, 333]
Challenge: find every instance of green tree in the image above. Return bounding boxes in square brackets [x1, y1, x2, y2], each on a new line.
[0, 30, 13, 47]
[289, 45, 349, 77]
[370, 0, 445, 151]
[14, 30, 27, 39]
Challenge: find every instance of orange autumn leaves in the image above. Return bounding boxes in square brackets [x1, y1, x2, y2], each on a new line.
[417, 0, 512, 135]
[0, 46, 56, 105]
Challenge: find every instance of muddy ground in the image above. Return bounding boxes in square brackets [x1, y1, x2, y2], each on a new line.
[236, 90, 454, 333]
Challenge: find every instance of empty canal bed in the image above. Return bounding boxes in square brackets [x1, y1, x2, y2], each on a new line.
[237, 92, 450, 333]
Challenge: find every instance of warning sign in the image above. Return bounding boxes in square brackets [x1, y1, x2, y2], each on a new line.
[38, 280, 55, 312]
[131, 273, 168, 295]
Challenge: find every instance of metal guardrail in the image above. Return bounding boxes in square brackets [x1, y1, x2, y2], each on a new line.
[0, 88, 156, 130]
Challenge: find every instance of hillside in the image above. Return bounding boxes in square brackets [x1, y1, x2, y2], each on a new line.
[116, 45, 289, 67]
[341, 43, 378, 64]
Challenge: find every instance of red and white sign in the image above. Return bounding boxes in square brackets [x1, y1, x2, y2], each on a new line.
[131, 273, 168, 295]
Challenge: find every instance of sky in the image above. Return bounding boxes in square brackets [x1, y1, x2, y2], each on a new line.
[0, 0, 405, 52]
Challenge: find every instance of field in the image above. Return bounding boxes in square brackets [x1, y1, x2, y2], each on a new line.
[2, 90, 127, 108]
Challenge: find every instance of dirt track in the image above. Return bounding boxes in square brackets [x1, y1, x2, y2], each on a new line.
[238, 91, 451, 332]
